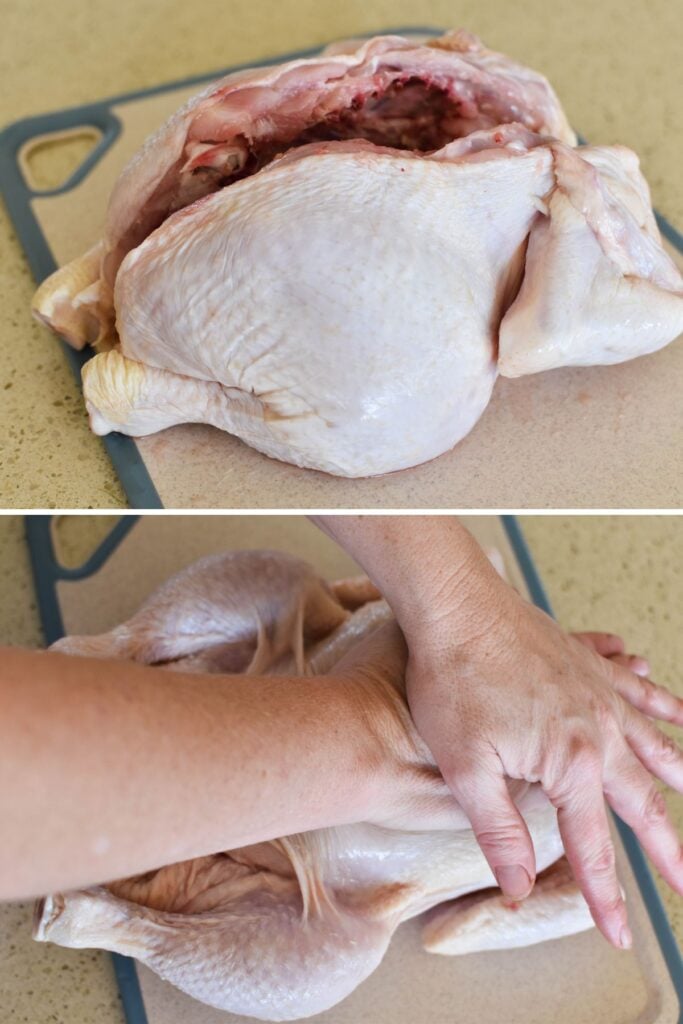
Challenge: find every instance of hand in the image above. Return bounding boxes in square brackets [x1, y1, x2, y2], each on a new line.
[405, 588, 683, 950]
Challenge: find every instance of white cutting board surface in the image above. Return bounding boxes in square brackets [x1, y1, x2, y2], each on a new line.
[51, 515, 679, 1024]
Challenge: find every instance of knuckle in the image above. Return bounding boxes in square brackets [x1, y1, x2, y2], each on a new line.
[642, 726, 683, 766]
[602, 654, 621, 685]
[585, 841, 617, 878]
[567, 737, 603, 778]
[475, 824, 525, 856]
[546, 739, 602, 801]
[636, 677, 659, 715]
[642, 786, 668, 827]
[566, 729, 594, 759]
[657, 733, 682, 765]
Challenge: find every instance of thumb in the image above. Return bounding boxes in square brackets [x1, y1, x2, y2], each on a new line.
[448, 757, 537, 901]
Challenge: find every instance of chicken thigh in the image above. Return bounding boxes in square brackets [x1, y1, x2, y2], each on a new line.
[498, 143, 683, 375]
[36, 550, 592, 1021]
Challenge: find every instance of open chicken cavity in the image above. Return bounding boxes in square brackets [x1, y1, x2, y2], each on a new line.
[101, 29, 574, 287]
[149, 78, 523, 239]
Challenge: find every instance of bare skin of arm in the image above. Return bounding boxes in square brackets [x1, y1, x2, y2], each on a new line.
[314, 516, 683, 951]
[0, 641, 426, 901]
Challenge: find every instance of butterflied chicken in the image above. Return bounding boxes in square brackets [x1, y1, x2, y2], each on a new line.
[35, 550, 593, 1021]
[31, 30, 682, 476]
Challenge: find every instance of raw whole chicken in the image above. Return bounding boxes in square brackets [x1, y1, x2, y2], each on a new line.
[31, 30, 683, 477]
[34, 550, 593, 1021]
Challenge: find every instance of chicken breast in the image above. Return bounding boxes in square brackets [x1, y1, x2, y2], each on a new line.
[81, 131, 553, 475]
[35, 549, 592, 1021]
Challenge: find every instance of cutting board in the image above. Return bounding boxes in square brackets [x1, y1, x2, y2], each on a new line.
[25, 514, 683, 1024]
[2, 32, 683, 509]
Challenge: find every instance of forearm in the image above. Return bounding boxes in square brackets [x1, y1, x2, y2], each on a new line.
[313, 516, 508, 645]
[0, 647, 377, 900]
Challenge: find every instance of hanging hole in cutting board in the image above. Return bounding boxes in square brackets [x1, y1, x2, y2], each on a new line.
[18, 126, 102, 193]
[51, 515, 123, 571]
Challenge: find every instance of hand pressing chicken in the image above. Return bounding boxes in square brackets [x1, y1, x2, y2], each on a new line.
[30, 621, 584, 1021]
[317, 516, 683, 950]
[18, 547, 673, 1021]
[3, 536, 682, 1019]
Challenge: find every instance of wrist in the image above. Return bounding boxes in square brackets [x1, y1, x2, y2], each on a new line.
[393, 544, 513, 655]
[335, 667, 413, 824]
[316, 516, 494, 639]
[321, 673, 390, 823]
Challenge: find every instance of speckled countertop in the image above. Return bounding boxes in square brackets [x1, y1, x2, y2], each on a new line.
[1, 0, 682, 508]
[0, 513, 681, 1021]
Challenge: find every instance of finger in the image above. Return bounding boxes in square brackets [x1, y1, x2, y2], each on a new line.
[572, 633, 650, 676]
[610, 664, 683, 727]
[609, 653, 650, 677]
[573, 632, 625, 658]
[622, 706, 683, 794]
[604, 746, 683, 899]
[450, 760, 536, 901]
[548, 770, 629, 949]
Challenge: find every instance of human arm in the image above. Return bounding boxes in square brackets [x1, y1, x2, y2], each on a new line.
[313, 515, 683, 949]
[0, 638, 421, 900]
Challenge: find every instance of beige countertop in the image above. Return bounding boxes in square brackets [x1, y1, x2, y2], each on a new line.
[0, 513, 682, 1021]
[1, 0, 682, 508]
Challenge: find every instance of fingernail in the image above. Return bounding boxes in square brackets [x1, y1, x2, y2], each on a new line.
[630, 657, 650, 677]
[495, 864, 532, 900]
[619, 925, 633, 950]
